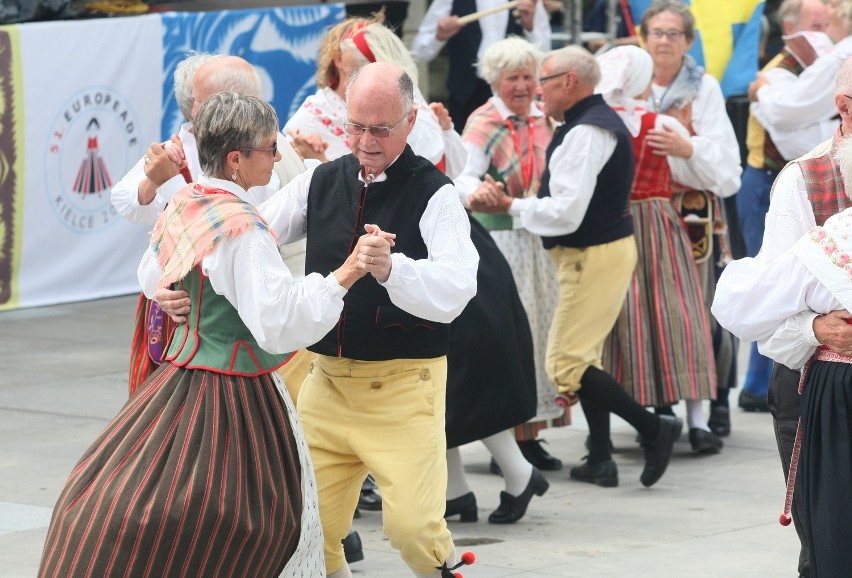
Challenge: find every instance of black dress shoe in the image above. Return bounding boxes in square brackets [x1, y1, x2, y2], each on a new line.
[640, 415, 682, 487]
[342, 529, 364, 564]
[738, 389, 770, 412]
[707, 405, 731, 437]
[569, 458, 618, 487]
[517, 439, 563, 471]
[488, 467, 549, 524]
[358, 474, 382, 511]
[688, 428, 723, 454]
[445, 491, 478, 522]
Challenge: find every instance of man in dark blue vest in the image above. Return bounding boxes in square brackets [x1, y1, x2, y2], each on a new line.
[470, 45, 681, 489]
[411, 0, 551, 132]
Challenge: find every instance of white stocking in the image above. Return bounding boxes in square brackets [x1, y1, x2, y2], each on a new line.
[482, 430, 533, 496]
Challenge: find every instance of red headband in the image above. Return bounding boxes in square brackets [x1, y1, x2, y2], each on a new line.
[342, 22, 376, 63]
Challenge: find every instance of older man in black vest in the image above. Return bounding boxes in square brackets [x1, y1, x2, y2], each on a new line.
[259, 62, 478, 578]
[471, 45, 681, 489]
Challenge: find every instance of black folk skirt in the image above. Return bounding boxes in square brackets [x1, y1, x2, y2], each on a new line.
[445, 216, 538, 448]
[800, 359, 852, 578]
[39, 362, 303, 578]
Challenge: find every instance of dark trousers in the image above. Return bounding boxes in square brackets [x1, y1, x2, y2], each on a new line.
[768, 363, 810, 578]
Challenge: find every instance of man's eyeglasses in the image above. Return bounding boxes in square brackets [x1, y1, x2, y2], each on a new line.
[538, 71, 568, 85]
[647, 29, 686, 40]
[242, 141, 278, 156]
[343, 110, 411, 138]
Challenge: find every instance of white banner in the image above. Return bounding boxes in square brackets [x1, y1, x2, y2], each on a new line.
[16, 15, 163, 309]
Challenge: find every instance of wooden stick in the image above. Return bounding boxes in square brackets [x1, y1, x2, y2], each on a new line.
[456, 1, 520, 26]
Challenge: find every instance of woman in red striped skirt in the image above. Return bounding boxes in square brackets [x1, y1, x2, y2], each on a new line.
[38, 92, 371, 577]
[598, 46, 718, 457]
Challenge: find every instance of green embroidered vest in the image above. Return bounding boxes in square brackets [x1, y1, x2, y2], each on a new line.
[166, 267, 289, 376]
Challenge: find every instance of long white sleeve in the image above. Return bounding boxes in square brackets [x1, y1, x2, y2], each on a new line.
[111, 155, 186, 225]
[666, 75, 742, 197]
[410, 0, 550, 66]
[137, 220, 346, 355]
[381, 184, 479, 323]
[509, 124, 615, 237]
[713, 253, 837, 369]
[259, 166, 478, 323]
[752, 35, 852, 132]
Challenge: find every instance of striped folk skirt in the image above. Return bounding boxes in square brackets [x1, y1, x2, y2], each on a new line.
[602, 198, 717, 406]
[38, 362, 323, 578]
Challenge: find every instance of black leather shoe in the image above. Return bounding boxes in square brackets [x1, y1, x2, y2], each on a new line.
[569, 458, 618, 487]
[445, 491, 478, 522]
[488, 467, 549, 524]
[358, 474, 382, 511]
[689, 428, 723, 454]
[640, 415, 682, 487]
[342, 529, 364, 564]
[517, 439, 563, 471]
[707, 405, 731, 437]
[738, 389, 769, 412]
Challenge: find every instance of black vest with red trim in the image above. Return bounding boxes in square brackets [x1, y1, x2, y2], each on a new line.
[305, 146, 453, 360]
[538, 93, 634, 249]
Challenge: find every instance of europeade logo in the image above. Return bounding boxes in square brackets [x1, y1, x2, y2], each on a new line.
[46, 86, 142, 233]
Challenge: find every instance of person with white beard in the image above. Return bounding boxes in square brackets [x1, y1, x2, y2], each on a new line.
[711, 134, 852, 578]
[713, 55, 852, 578]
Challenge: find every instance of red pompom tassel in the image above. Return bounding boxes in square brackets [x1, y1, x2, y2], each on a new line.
[779, 514, 792, 526]
[460, 552, 476, 565]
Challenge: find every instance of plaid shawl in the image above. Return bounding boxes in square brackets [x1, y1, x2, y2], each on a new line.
[151, 183, 276, 288]
[800, 130, 850, 227]
[463, 99, 553, 198]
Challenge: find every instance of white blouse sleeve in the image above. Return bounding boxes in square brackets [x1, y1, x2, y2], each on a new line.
[202, 229, 346, 354]
[668, 76, 742, 198]
[411, 0, 452, 63]
[509, 124, 616, 237]
[111, 155, 186, 225]
[712, 253, 831, 369]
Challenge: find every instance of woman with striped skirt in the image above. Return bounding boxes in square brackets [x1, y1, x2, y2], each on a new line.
[38, 93, 369, 577]
[597, 47, 718, 454]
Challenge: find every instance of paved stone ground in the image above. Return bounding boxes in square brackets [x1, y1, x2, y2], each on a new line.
[0, 295, 800, 577]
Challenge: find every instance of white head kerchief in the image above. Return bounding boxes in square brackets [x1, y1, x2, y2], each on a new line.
[595, 45, 653, 135]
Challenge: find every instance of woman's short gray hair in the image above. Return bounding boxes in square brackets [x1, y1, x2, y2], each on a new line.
[545, 45, 600, 88]
[193, 92, 279, 178]
[639, 0, 696, 42]
[478, 37, 544, 88]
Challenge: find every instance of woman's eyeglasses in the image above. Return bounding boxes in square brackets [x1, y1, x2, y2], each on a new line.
[242, 141, 278, 156]
[647, 29, 686, 40]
